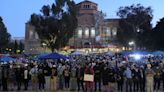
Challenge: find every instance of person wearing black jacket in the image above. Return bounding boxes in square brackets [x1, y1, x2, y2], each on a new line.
[76, 64, 84, 92]
[108, 66, 116, 92]
[44, 63, 51, 90]
[0, 65, 2, 91]
[161, 67, 164, 92]
[93, 62, 101, 91]
[139, 66, 146, 92]
[63, 65, 70, 90]
[117, 67, 124, 92]
[38, 65, 45, 90]
[153, 66, 161, 92]
[15, 65, 23, 90]
[102, 63, 109, 92]
[2, 65, 9, 91]
[132, 67, 140, 92]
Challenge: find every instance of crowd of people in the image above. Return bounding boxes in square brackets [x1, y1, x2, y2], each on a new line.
[0, 53, 164, 92]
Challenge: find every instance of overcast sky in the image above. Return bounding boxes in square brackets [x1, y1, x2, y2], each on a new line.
[0, 0, 163, 38]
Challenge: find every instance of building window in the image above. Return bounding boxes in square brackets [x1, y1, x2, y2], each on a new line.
[112, 27, 117, 36]
[84, 27, 89, 38]
[83, 5, 90, 9]
[29, 30, 33, 39]
[35, 32, 39, 39]
[78, 28, 82, 38]
[91, 27, 95, 37]
[106, 27, 111, 36]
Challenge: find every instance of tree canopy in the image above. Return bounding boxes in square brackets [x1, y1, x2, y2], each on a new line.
[30, 0, 77, 52]
[152, 17, 164, 50]
[0, 16, 11, 53]
[117, 4, 153, 50]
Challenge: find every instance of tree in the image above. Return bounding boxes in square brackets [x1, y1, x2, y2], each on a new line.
[19, 41, 24, 54]
[0, 16, 11, 53]
[117, 4, 153, 50]
[14, 40, 18, 53]
[153, 17, 164, 50]
[30, 0, 77, 52]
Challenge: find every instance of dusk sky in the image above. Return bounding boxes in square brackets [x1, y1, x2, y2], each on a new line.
[0, 0, 163, 38]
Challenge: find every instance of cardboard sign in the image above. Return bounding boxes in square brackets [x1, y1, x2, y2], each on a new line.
[84, 74, 94, 82]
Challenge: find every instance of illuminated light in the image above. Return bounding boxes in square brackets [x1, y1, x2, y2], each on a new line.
[133, 54, 141, 60]
[16, 50, 20, 53]
[129, 41, 135, 46]
[91, 28, 95, 37]
[122, 47, 125, 50]
[116, 49, 119, 52]
[9, 49, 12, 51]
[78, 28, 82, 38]
[129, 48, 132, 50]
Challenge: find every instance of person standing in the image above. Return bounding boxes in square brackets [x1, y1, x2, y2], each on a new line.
[0, 65, 2, 91]
[63, 65, 70, 90]
[23, 65, 29, 90]
[30, 65, 38, 90]
[124, 67, 132, 92]
[139, 66, 146, 92]
[8, 65, 15, 91]
[2, 64, 9, 91]
[70, 65, 77, 91]
[84, 63, 94, 92]
[108, 67, 116, 92]
[15, 65, 23, 90]
[117, 67, 124, 92]
[153, 66, 161, 92]
[76, 64, 84, 92]
[51, 65, 57, 91]
[102, 63, 109, 92]
[38, 65, 45, 90]
[145, 64, 154, 92]
[93, 62, 101, 91]
[161, 66, 164, 92]
[58, 63, 64, 90]
[132, 67, 140, 92]
[44, 63, 51, 90]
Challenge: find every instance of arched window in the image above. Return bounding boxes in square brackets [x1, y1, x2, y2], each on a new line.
[84, 27, 89, 38]
[91, 27, 95, 37]
[78, 28, 82, 38]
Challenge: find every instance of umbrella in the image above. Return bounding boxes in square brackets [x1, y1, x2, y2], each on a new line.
[133, 51, 151, 55]
[71, 51, 83, 55]
[0, 56, 16, 62]
[34, 53, 49, 60]
[40, 53, 68, 59]
[105, 52, 114, 56]
[152, 51, 164, 55]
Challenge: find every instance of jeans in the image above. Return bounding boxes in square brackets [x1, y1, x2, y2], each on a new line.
[125, 78, 132, 92]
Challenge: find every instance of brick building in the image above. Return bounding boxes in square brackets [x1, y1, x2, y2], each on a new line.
[25, 0, 120, 54]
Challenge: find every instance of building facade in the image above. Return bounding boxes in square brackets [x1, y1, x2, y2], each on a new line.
[25, 0, 120, 54]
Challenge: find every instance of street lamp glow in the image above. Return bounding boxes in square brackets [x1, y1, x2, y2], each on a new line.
[129, 41, 135, 46]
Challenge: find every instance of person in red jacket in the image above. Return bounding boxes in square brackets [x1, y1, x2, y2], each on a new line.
[84, 63, 94, 92]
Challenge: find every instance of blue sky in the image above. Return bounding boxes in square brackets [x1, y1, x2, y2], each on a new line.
[0, 0, 163, 38]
